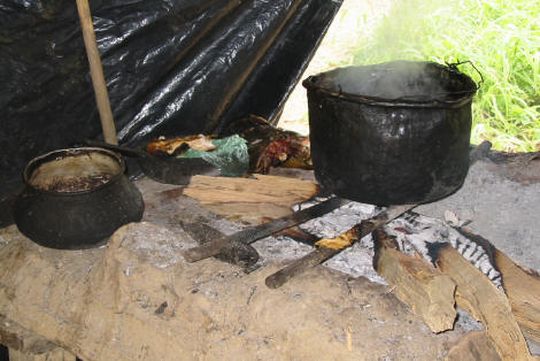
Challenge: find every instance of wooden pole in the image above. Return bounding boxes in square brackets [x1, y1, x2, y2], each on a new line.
[75, 0, 118, 145]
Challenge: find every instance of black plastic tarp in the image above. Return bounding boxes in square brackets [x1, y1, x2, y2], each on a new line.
[0, 0, 342, 200]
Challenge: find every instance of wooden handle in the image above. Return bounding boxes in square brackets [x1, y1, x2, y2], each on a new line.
[76, 0, 118, 145]
[84, 140, 146, 158]
[265, 246, 337, 289]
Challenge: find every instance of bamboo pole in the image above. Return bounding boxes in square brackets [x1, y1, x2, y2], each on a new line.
[75, 0, 118, 145]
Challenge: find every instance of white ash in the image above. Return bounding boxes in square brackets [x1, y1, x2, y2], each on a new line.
[206, 217, 244, 236]
[385, 212, 503, 289]
[323, 240, 387, 284]
[236, 198, 381, 283]
[252, 235, 312, 264]
[293, 197, 378, 238]
[284, 197, 503, 289]
[292, 198, 385, 282]
[120, 222, 196, 269]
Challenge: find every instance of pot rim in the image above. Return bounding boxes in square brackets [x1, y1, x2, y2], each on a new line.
[302, 61, 477, 109]
[22, 147, 127, 196]
[302, 83, 475, 109]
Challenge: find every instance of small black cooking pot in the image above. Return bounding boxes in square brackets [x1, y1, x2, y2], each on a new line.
[14, 147, 144, 249]
[303, 60, 478, 205]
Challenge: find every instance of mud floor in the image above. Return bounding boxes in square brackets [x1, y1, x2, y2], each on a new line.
[1, 152, 536, 360]
[0, 221, 464, 361]
[134, 152, 539, 359]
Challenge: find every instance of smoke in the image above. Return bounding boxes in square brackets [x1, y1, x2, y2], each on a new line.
[353, 0, 452, 65]
[323, 61, 452, 101]
[312, 0, 483, 102]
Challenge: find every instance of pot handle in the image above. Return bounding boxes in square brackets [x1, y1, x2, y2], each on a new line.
[446, 60, 484, 91]
[302, 75, 322, 90]
[84, 140, 145, 158]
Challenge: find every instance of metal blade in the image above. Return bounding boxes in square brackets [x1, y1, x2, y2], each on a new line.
[180, 220, 260, 268]
[182, 196, 349, 262]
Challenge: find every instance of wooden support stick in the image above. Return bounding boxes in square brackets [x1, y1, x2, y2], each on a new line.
[495, 248, 540, 343]
[183, 194, 345, 263]
[454, 228, 540, 344]
[372, 229, 457, 333]
[436, 244, 534, 361]
[76, 0, 118, 145]
[264, 204, 415, 289]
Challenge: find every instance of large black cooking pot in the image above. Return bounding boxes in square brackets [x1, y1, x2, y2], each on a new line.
[303, 60, 478, 205]
[14, 147, 144, 249]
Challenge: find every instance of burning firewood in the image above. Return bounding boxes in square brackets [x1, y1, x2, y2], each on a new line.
[264, 204, 415, 289]
[458, 229, 540, 344]
[264, 178, 540, 359]
[365, 214, 540, 360]
[435, 244, 535, 361]
[372, 229, 457, 333]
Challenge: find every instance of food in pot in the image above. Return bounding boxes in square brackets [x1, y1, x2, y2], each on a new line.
[39, 174, 113, 192]
[28, 149, 120, 193]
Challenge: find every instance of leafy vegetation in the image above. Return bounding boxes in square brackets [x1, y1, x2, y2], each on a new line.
[351, 0, 539, 151]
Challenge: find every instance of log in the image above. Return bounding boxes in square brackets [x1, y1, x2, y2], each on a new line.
[495, 249, 540, 342]
[435, 244, 534, 361]
[9, 348, 76, 361]
[453, 228, 540, 343]
[445, 331, 501, 361]
[183, 174, 318, 223]
[372, 230, 457, 333]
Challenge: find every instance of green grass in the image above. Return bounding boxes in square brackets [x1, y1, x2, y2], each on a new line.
[351, 0, 540, 152]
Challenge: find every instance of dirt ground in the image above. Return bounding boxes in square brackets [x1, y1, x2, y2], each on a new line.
[139, 185, 468, 361]
[1, 151, 538, 360]
[0, 220, 464, 361]
[142, 150, 540, 358]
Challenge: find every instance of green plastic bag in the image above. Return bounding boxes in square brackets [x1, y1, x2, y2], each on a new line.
[179, 135, 249, 177]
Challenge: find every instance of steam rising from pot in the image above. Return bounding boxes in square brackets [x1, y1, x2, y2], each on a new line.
[315, 61, 470, 102]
